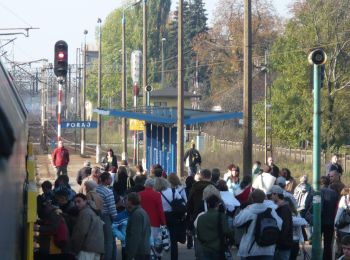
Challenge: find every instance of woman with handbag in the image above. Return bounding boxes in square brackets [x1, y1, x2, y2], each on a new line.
[335, 188, 350, 258]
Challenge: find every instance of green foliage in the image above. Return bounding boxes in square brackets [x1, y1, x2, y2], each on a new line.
[254, 0, 350, 150]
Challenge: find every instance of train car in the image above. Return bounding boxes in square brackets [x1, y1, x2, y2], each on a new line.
[0, 60, 30, 259]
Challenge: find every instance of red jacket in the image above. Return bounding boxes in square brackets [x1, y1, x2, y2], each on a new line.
[52, 147, 70, 167]
[139, 187, 166, 227]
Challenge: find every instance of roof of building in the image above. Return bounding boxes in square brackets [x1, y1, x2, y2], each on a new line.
[149, 87, 201, 98]
[93, 107, 242, 126]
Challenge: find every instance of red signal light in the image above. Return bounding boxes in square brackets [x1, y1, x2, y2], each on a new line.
[58, 52, 65, 59]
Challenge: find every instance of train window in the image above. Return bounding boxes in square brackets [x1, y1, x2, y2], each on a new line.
[0, 106, 15, 159]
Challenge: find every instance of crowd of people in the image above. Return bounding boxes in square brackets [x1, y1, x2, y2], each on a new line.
[34, 144, 350, 260]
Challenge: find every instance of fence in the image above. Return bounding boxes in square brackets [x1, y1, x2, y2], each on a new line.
[201, 133, 349, 174]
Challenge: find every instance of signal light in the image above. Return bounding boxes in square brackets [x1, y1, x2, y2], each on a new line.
[54, 40, 68, 77]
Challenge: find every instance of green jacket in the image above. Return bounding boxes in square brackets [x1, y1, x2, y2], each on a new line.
[196, 208, 232, 253]
[125, 206, 151, 260]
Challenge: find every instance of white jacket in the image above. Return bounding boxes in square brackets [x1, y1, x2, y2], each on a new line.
[252, 173, 276, 194]
[233, 203, 282, 257]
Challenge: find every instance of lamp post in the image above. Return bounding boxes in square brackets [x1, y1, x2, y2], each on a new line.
[122, 0, 142, 162]
[161, 37, 166, 89]
[81, 29, 88, 156]
[96, 18, 102, 163]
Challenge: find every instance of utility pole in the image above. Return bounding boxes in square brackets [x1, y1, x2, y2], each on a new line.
[122, 12, 128, 161]
[263, 50, 268, 164]
[243, 0, 252, 175]
[176, 0, 184, 177]
[142, 0, 148, 165]
[81, 30, 88, 156]
[97, 18, 102, 163]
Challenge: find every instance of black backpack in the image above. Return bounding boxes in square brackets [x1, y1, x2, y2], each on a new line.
[161, 188, 187, 217]
[252, 208, 280, 247]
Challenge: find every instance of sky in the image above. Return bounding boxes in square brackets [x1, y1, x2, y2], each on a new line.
[0, 0, 293, 66]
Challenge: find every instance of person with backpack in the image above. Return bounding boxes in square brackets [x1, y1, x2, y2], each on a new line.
[155, 177, 186, 260]
[252, 165, 276, 194]
[71, 193, 105, 260]
[233, 189, 282, 260]
[196, 194, 234, 259]
[270, 185, 293, 260]
[184, 140, 201, 176]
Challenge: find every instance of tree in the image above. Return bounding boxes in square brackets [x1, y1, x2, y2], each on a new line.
[193, 0, 281, 111]
[258, 0, 350, 150]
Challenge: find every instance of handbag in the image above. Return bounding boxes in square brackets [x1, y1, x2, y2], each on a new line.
[160, 226, 170, 251]
[336, 197, 350, 229]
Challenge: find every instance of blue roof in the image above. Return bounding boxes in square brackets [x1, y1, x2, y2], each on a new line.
[93, 107, 242, 125]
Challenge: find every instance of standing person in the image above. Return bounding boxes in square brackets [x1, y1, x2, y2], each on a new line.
[76, 161, 92, 185]
[335, 188, 350, 258]
[270, 185, 293, 260]
[225, 164, 240, 194]
[168, 173, 187, 203]
[196, 195, 234, 259]
[71, 194, 105, 260]
[280, 168, 297, 194]
[51, 140, 70, 178]
[326, 154, 343, 176]
[184, 140, 201, 176]
[125, 192, 151, 260]
[293, 175, 313, 222]
[252, 165, 276, 194]
[37, 181, 55, 219]
[211, 168, 221, 184]
[267, 157, 279, 179]
[339, 235, 350, 260]
[155, 177, 185, 260]
[234, 174, 253, 205]
[104, 148, 118, 171]
[85, 180, 104, 215]
[252, 161, 262, 181]
[79, 166, 101, 194]
[233, 189, 282, 260]
[330, 170, 346, 199]
[139, 179, 166, 259]
[96, 172, 118, 260]
[320, 176, 338, 260]
[186, 169, 212, 259]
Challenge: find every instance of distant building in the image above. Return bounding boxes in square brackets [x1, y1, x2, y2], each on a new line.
[149, 87, 201, 109]
[83, 44, 98, 68]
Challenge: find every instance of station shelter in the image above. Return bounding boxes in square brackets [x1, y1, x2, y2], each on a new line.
[93, 107, 242, 174]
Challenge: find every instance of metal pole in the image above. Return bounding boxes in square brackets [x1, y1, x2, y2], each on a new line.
[96, 18, 102, 163]
[122, 12, 128, 161]
[176, 0, 184, 177]
[161, 37, 166, 89]
[243, 0, 252, 175]
[81, 30, 88, 155]
[57, 77, 63, 140]
[312, 64, 321, 259]
[142, 0, 148, 166]
[264, 50, 267, 164]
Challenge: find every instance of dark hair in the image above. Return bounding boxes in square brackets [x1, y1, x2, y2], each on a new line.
[113, 166, 129, 196]
[74, 193, 87, 200]
[216, 180, 228, 191]
[211, 168, 220, 183]
[108, 148, 114, 156]
[152, 164, 163, 177]
[227, 163, 237, 171]
[56, 174, 69, 185]
[240, 175, 252, 189]
[281, 168, 292, 180]
[250, 189, 265, 203]
[134, 175, 146, 186]
[127, 192, 140, 206]
[100, 172, 111, 183]
[341, 235, 350, 246]
[206, 195, 220, 208]
[200, 169, 212, 180]
[320, 176, 330, 187]
[255, 161, 261, 166]
[185, 175, 195, 188]
[136, 164, 144, 173]
[41, 180, 52, 190]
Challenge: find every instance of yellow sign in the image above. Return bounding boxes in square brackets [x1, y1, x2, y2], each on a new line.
[129, 119, 144, 130]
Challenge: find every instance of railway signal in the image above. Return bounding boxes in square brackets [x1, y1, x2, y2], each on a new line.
[54, 40, 68, 77]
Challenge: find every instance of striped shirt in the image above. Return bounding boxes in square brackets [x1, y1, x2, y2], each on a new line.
[96, 184, 118, 220]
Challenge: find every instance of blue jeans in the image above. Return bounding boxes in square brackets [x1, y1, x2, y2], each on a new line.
[274, 249, 291, 260]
